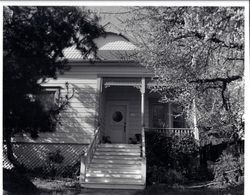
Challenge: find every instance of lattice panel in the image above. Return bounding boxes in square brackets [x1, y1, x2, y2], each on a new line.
[3, 143, 88, 177]
[3, 145, 14, 170]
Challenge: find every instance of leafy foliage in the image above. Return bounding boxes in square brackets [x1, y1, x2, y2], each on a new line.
[145, 131, 200, 184]
[213, 151, 244, 188]
[47, 150, 64, 164]
[3, 168, 38, 193]
[124, 7, 244, 143]
[3, 6, 103, 168]
[30, 161, 80, 179]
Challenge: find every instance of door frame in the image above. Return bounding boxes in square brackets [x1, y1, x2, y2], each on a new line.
[105, 101, 129, 143]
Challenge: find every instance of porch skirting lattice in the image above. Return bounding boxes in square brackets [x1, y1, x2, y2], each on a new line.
[3, 143, 88, 177]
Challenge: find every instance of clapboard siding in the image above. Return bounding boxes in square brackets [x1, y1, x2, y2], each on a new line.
[43, 78, 97, 85]
[14, 77, 98, 144]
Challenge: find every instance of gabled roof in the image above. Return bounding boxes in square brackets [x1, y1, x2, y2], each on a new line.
[63, 32, 137, 61]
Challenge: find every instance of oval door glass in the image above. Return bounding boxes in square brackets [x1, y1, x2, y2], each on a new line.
[112, 111, 123, 122]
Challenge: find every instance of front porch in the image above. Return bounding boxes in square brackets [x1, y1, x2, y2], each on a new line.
[80, 77, 198, 189]
[99, 77, 196, 143]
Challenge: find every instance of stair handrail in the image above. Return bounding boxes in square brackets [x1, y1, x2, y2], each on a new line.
[141, 127, 146, 159]
[141, 127, 146, 186]
[80, 126, 100, 182]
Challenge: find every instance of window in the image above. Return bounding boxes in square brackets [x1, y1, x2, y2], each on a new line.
[172, 104, 185, 128]
[150, 99, 170, 128]
[152, 104, 167, 128]
[112, 111, 123, 122]
[38, 87, 61, 111]
[149, 99, 186, 128]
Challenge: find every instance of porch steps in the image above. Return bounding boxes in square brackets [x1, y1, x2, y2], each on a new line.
[87, 168, 141, 175]
[94, 151, 140, 156]
[89, 163, 141, 169]
[96, 148, 140, 153]
[99, 144, 140, 148]
[93, 155, 141, 160]
[81, 144, 145, 189]
[91, 159, 141, 165]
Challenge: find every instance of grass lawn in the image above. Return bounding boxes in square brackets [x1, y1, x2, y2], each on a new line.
[32, 179, 244, 195]
[4, 175, 244, 195]
[135, 184, 244, 195]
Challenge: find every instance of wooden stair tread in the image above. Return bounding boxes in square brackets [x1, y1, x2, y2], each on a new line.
[89, 164, 141, 169]
[95, 149, 140, 152]
[93, 155, 141, 160]
[95, 152, 140, 156]
[81, 183, 145, 190]
[85, 177, 143, 184]
[86, 173, 142, 179]
[87, 168, 141, 175]
[99, 144, 140, 148]
[92, 159, 141, 165]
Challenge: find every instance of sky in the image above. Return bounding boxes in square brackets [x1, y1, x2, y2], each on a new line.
[88, 7, 132, 35]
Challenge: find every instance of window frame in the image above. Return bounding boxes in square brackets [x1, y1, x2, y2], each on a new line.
[149, 99, 186, 128]
[38, 86, 62, 111]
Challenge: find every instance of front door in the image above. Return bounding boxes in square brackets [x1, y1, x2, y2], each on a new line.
[106, 102, 127, 143]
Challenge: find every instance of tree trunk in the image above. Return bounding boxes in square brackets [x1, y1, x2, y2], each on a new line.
[6, 133, 24, 171]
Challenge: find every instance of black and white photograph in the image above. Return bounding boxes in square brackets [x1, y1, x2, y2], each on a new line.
[1, 1, 249, 194]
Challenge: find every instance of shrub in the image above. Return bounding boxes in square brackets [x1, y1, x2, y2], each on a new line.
[29, 162, 80, 179]
[147, 166, 186, 185]
[213, 151, 244, 188]
[171, 136, 200, 176]
[44, 150, 65, 178]
[145, 131, 200, 185]
[47, 149, 64, 164]
[61, 161, 80, 178]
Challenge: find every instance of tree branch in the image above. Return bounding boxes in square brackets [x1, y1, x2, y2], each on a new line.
[221, 82, 229, 111]
[208, 36, 244, 50]
[190, 75, 242, 84]
[191, 75, 242, 111]
[226, 58, 244, 61]
[173, 31, 243, 50]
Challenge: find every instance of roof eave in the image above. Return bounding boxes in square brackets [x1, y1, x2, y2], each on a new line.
[66, 59, 140, 66]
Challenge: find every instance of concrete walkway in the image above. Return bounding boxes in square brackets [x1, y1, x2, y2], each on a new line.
[78, 189, 138, 195]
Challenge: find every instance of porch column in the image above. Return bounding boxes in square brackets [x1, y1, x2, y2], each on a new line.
[141, 78, 145, 127]
[96, 77, 103, 128]
[193, 99, 199, 142]
[168, 103, 172, 128]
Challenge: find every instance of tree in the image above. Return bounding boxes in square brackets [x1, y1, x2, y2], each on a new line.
[3, 6, 104, 169]
[124, 7, 244, 144]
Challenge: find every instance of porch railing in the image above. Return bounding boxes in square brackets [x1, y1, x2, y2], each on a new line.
[80, 126, 100, 182]
[141, 127, 146, 186]
[145, 127, 193, 137]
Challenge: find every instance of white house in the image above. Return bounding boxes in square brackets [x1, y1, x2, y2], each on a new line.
[9, 32, 197, 189]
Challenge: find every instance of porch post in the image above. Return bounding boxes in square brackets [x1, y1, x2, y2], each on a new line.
[141, 78, 145, 127]
[96, 77, 103, 128]
[193, 99, 199, 142]
[168, 103, 172, 128]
